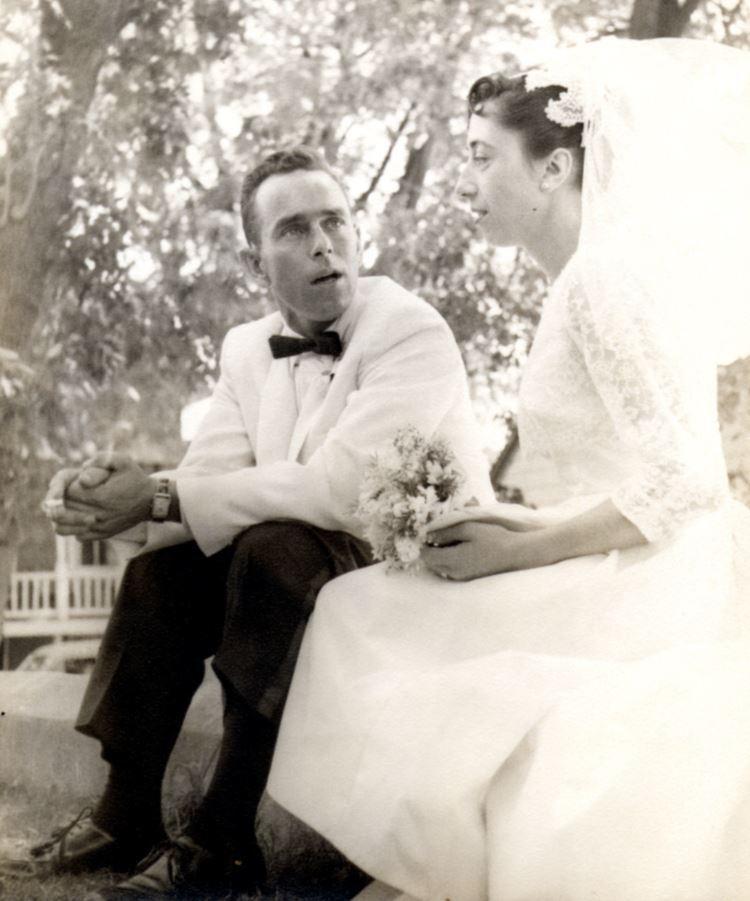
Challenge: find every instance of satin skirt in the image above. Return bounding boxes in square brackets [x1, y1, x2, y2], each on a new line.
[268, 499, 750, 901]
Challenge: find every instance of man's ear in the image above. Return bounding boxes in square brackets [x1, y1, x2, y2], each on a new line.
[239, 246, 266, 281]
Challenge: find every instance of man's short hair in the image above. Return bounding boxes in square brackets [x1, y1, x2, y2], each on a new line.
[240, 146, 345, 248]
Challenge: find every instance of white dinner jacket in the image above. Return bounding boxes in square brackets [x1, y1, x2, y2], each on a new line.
[139, 276, 494, 556]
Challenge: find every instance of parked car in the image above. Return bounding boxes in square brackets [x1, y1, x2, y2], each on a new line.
[17, 638, 101, 674]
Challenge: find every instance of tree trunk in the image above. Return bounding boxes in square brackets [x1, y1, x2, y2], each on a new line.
[0, 0, 139, 355]
[629, 0, 703, 38]
[384, 132, 435, 215]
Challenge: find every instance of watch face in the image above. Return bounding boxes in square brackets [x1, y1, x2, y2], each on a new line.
[151, 496, 170, 521]
[151, 479, 171, 521]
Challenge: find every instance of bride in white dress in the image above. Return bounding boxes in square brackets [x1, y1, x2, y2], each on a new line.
[268, 39, 750, 901]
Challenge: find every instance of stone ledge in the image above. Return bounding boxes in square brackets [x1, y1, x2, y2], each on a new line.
[0, 669, 222, 799]
[0, 670, 369, 896]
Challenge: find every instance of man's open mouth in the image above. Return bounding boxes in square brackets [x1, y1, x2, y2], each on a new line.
[311, 272, 342, 285]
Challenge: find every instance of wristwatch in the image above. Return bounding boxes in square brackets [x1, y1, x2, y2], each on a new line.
[150, 477, 172, 522]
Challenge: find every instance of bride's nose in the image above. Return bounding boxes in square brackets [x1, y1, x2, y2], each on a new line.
[453, 165, 476, 205]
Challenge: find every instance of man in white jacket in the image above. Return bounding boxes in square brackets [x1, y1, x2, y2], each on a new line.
[31, 146, 493, 899]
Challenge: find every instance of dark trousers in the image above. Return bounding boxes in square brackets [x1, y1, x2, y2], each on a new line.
[75, 520, 371, 855]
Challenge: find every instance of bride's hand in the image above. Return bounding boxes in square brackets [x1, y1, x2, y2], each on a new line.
[421, 521, 529, 581]
[422, 499, 649, 580]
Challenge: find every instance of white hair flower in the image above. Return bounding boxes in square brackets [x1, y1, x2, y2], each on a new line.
[525, 67, 586, 131]
[545, 89, 585, 128]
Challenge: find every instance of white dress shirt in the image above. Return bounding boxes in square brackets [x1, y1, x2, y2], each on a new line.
[277, 297, 359, 462]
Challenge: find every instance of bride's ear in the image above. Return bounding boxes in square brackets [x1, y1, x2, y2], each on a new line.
[539, 148, 576, 192]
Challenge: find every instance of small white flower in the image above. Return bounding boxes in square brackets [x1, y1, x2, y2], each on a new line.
[394, 536, 422, 565]
[421, 485, 439, 509]
[424, 459, 445, 486]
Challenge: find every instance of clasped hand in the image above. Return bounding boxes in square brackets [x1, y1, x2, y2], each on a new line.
[42, 453, 154, 541]
[420, 516, 541, 581]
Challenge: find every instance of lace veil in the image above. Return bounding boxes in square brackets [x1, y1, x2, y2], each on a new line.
[526, 38, 750, 367]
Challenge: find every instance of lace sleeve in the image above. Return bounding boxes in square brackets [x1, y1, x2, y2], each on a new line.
[567, 262, 729, 542]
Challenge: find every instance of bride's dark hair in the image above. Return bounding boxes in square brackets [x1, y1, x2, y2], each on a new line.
[468, 74, 585, 186]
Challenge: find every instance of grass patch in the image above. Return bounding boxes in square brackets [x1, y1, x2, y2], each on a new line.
[0, 782, 120, 900]
[0, 780, 367, 900]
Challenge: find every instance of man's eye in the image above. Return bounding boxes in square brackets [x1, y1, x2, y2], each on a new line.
[325, 217, 345, 229]
[284, 224, 306, 236]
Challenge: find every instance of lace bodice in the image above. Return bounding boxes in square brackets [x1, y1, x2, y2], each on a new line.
[517, 254, 729, 541]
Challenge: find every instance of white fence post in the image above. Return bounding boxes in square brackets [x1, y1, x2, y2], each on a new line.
[54, 534, 70, 621]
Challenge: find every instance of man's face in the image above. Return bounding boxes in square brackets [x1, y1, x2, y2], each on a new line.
[251, 169, 360, 337]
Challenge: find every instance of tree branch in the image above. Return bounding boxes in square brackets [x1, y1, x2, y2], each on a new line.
[716, 0, 746, 43]
[0, 156, 11, 228]
[390, 131, 434, 211]
[11, 140, 46, 221]
[354, 102, 414, 211]
[354, 42, 374, 59]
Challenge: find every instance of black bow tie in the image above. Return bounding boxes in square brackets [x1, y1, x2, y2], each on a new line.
[269, 330, 342, 359]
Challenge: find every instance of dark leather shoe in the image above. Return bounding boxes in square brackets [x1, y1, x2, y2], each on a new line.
[83, 835, 246, 899]
[0, 807, 163, 879]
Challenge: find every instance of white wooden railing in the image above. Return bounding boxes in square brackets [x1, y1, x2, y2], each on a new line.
[7, 571, 53, 619]
[5, 566, 122, 624]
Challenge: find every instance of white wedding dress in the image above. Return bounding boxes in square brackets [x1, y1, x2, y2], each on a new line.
[267, 254, 750, 900]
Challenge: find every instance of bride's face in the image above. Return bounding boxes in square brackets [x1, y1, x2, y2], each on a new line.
[455, 110, 544, 248]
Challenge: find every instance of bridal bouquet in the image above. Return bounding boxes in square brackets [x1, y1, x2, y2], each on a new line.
[356, 426, 465, 571]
